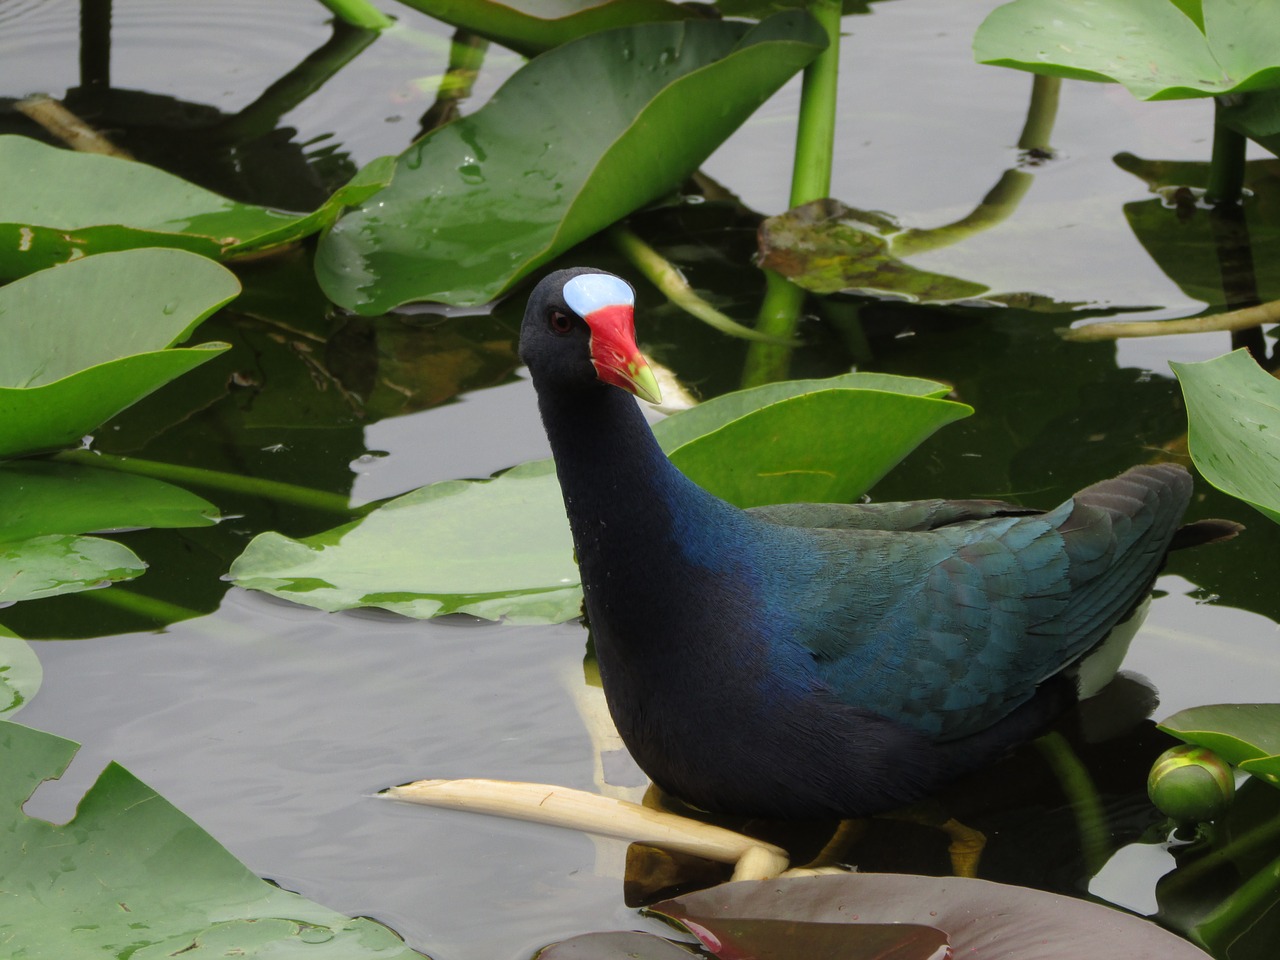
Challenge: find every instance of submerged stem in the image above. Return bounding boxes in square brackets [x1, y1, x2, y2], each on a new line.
[1035, 731, 1111, 875]
[53, 449, 356, 516]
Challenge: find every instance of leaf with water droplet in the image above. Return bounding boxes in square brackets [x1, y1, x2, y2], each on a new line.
[976, 0, 1280, 107]
[317, 13, 826, 312]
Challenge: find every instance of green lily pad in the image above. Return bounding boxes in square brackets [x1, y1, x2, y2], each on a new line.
[229, 459, 582, 623]
[1170, 349, 1280, 525]
[974, 0, 1280, 102]
[393, 0, 698, 54]
[758, 198, 1077, 310]
[668, 388, 972, 508]
[0, 136, 394, 279]
[760, 199, 988, 301]
[1116, 153, 1280, 306]
[0, 533, 145, 604]
[0, 248, 236, 457]
[316, 13, 825, 313]
[229, 374, 969, 622]
[1159, 703, 1280, 788]
[0, 720, 424, 959]
[0, 460, 219, 543]
[0, 629, 40, 720]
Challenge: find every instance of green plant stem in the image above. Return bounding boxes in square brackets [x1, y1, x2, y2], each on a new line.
[1206, 98, 1247, 206]
[314, 0, 393, 31]
[1016, 75, 1061, 153]
[609, 226, 798, 345]
[1059, 298, 1280, 342]
[1035, 731, 1111, 875]
[52, 450, 355, 517]
[1191, 850, 1280, 951]
[892, 168, 1034, 259]
[742, 0, 842, 387]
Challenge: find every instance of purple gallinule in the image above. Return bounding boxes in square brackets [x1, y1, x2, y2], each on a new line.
[520, 266, 1237, 819]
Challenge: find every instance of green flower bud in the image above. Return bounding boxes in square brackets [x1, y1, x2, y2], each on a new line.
[1148, 744, 1235, 825]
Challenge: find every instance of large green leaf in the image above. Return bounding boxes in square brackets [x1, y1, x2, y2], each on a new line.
[0, 460, 219, 543]
[393, 0, 697, 54]
[975, 0, 1280, 102]
[0, 136, 394, 279]
[1171, 349, 1280, 525]
[229, 375, 969, 622]
[649, 371, 952, 450]
[668, 389, 972, 508]
[315, 13, 825, 313]
[0, 248, 236, 457]
[0, 720, 424, 959]
[0, 629, 40, 720]
[1160, 703, 1280, 788]
[0, 460, 220, 607]
[229, 459, 582, 623]
[0, 534, 146, 604]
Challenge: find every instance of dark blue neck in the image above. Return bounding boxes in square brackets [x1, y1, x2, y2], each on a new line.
[535, 382, 755, 648]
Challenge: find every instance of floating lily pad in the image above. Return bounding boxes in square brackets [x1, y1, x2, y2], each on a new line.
[651, 872, 1212, 959]
[229, 459, 581, 623]
[0, 629, 40, 720]
[0, 720, 424, 959]
[975, 0, 1280, 103]
[0, 534, 145, 604]
[0, 248, 235, 457]
[316, 13, 825, 313]
[0, 136, 394, 279]
[0, 460, 219, 606]
[759, 198, 1076, 310]
[230, 374, 969, 622]
[1171, 349, 1280, 525]
[0, 460, 219, 543]
[761, 199, 988, 301]
[1160, 703, 1280, 788]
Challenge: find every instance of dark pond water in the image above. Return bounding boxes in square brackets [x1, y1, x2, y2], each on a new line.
[3, 1, 1279, 958]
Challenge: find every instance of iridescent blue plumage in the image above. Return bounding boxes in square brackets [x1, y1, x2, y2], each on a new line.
[520, 267, 1235, 819]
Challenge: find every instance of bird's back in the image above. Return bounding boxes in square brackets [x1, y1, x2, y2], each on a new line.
[754, 463, 1194, 741]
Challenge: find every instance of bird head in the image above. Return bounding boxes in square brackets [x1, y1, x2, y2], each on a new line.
[519, 267, 662, 404]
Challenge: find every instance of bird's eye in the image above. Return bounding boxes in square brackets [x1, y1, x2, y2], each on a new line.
[548, 309, 573, 334]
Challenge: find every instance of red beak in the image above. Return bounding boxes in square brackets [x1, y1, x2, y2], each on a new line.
[584, 303, 662, 404]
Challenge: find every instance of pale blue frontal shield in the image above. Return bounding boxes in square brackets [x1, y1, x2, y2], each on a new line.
[563, 273, 634, 318]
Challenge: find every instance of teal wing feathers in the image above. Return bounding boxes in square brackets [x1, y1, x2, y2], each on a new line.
[761, 464, 1192, 741]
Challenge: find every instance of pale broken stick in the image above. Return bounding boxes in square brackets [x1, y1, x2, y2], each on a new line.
[383, 778, 792, 881]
